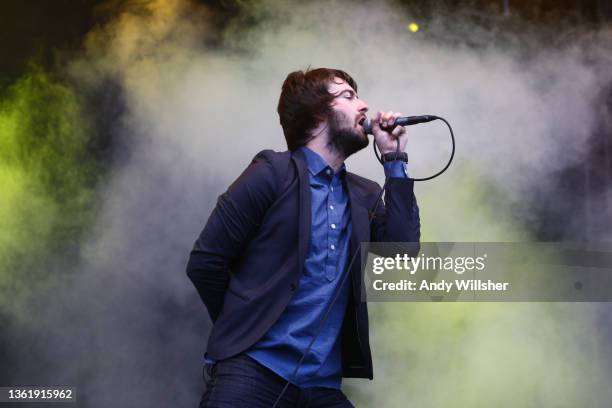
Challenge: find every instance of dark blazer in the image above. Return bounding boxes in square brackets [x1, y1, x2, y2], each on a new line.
[186, 148, 420, 379]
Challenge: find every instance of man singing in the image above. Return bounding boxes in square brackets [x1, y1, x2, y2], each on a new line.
[187, 68, 421, 407]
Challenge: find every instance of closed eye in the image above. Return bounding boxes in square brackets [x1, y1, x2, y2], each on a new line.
[332, 89, 359, 100]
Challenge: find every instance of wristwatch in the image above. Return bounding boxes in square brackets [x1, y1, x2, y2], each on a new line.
[381, 151, 408, 163]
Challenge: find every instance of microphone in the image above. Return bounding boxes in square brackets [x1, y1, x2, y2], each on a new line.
[362, 115, 437, 135]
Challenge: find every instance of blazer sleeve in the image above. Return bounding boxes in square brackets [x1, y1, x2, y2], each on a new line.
[370, 177, 421, 256]
[186, 150, 279, 322]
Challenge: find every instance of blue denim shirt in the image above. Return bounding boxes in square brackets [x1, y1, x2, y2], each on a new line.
[207, 147, 407, 389]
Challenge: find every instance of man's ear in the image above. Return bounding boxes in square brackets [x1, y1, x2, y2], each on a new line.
[313, 112, 328, 127]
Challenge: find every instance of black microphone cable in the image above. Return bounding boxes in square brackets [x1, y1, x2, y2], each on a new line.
[271, 116, 455, 407]
[372, 115, 455, 181]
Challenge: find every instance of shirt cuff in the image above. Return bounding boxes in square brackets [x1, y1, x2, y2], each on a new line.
[383, 160, 408, 178]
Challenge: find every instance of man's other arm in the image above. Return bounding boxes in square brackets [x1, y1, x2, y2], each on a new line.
[186, 150, 278, 322]
[370, 162, 421, 255]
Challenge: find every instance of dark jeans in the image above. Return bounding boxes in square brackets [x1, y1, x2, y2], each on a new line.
[199, 353, 355, 408]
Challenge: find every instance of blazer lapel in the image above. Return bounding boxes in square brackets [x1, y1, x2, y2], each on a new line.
[291, 149, 311, 282]
[346, 174, 372, 302]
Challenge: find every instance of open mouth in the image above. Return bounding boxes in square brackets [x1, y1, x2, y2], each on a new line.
[358, 116, 366, 126]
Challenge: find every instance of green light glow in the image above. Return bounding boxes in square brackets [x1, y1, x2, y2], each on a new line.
[0, 68, 99, 314]
[344, 167, 611, 406]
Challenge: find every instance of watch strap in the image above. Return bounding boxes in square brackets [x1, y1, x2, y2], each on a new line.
[381, 151, 408, 163]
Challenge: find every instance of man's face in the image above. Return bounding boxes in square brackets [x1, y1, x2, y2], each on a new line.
[326, 77, 369, 158]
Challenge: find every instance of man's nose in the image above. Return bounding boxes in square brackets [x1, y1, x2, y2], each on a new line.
[359, 100, 368, 113]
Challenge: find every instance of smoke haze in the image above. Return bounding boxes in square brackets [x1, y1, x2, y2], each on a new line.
[1, 0, 611, 406]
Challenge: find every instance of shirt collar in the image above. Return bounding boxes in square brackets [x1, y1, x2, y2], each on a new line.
[299, 146, 346, 177]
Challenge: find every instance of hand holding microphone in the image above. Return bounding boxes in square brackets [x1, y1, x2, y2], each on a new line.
[362, 112, 438, 153]
[362, 112, 453, 181]
[365, 111, 408, 154]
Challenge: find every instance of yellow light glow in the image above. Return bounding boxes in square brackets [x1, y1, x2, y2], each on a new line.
[407, 22, 419, 33]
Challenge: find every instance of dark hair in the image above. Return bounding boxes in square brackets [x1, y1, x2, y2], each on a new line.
[277, 68, 358, 151]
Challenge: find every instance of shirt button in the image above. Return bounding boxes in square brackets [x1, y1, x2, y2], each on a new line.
[330, 187, 334, 192]
[326, 169, 332, 176]
[331, 223, 336, 229]
[329, 205, 334, 210]
[330, 244, 336, 250]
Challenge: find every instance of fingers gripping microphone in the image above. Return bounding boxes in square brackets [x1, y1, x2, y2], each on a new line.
[362, 115, 437, 134]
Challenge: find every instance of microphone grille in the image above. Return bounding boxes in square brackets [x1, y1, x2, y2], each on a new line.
[362, 118, 373, 135]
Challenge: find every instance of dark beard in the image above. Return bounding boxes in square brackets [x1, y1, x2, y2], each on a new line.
[326, 111, 369, 158]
